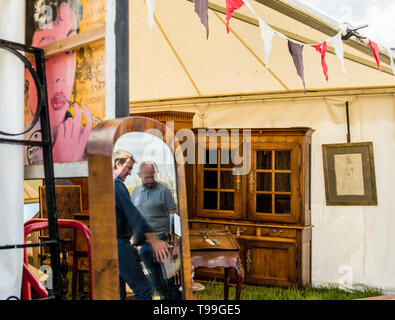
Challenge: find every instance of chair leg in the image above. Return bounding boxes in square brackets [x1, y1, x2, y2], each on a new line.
[78, 272, 85, 293]
[224, 267, 231, 300]
[236, 275, 243, 300]
[71, 254, 78, 300]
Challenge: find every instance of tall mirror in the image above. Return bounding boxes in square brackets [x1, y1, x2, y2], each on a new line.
[87, 116, 192, 300]
[114, 132, 181, 300]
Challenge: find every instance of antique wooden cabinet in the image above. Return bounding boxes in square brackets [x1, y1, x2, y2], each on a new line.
[128, 111, 314, 288]
[188, 127, 314, 288]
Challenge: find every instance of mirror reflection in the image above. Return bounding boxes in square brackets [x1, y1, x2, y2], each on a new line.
[112, 131, 182, 300]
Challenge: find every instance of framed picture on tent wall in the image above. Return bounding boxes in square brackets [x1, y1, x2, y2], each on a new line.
[322, 142, 377, 206]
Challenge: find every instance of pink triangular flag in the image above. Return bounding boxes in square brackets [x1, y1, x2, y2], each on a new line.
[369, 40, 381, 71]
[314, 41, 328, 81]
[226, 0, 244, 33]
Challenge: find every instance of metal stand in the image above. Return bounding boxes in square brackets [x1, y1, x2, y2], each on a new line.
[0, 39, 61, 300]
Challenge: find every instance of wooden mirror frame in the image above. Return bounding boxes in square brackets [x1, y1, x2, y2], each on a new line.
[87, 116, 193, 300]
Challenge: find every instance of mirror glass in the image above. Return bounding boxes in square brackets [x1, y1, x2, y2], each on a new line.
[113, 131, 183, 300]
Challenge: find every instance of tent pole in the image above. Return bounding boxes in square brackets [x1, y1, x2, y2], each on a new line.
[346, 101, 351, 143]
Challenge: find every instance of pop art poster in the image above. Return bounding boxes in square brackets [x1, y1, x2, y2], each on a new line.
[25, 0, 105, 165]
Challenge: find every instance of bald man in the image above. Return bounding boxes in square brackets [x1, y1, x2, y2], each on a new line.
[131, 161, 181, 300]
[113, 151, 171, 300]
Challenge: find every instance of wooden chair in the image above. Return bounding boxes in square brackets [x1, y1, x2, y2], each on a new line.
[39, 185, 83, 298]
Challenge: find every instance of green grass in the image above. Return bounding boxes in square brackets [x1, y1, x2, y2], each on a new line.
[196, 281, 384, 300]
[28, 255, 383, 300]
[65, 271, 90, 300]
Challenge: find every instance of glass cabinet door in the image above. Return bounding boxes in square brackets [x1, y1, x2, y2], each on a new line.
[248, 143, 300, 223]
[197, 148, 242, 219]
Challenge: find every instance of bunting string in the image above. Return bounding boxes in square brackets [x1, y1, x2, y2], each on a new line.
[145, 0, 395, 90]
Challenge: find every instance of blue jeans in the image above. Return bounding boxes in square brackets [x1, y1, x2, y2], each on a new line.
[140, 237, 182, 300]
[117, 238, 153, 300]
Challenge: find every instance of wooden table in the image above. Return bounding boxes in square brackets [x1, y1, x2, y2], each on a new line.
[190, 238, 244, 300]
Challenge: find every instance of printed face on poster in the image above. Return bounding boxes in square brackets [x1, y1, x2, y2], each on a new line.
[25, 0, 105, 165]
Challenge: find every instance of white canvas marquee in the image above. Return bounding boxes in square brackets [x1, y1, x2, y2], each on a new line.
[1, 0, 395, 299]
[129, 0, 395, 292]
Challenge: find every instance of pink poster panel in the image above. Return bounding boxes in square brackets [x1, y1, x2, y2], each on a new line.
[25, 0, 105, 165]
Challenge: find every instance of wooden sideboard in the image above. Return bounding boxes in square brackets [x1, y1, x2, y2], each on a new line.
[128, 111, 314, 288]
[187, 127, 314, 288]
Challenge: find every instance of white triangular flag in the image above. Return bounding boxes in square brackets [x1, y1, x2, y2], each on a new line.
[258, 18, 274, 68]
[328, 31, 346, 73]
[241, 0, 274, 69]
[146, 0, 155, 30]
[384, 46, 395, 76]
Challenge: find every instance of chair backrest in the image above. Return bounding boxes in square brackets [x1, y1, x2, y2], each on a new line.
[39, 185, 82, 240]
[23, 219, 92, 300]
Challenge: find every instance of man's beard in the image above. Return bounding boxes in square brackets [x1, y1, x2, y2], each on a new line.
[143, 181, 157, 189]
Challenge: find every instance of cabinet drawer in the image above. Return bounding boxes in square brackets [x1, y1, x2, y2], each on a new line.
[260, 227, 297, 238]
[228, 225, 256, 236]
[190, 222, 226, 231]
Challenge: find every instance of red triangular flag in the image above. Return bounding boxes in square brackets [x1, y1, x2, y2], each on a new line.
[369, 40, 381, 71]
[314, 41, 328, 81]
[226, 0, 244, 33]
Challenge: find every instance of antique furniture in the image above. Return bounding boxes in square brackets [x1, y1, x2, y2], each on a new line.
[23, 219, 92, 300]
[71, 211, 90, 299]
[87, 116, 193, 299]
[39, 185, 82, 241]
[130, 111, 195, 133]
[188, 127, 314, 288]
[190, 229, 244, 299]
[39, 185, 83, 297]
[69, 177, 91, 299]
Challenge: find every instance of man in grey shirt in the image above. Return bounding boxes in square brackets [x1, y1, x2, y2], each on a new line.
[131, 161, 181, 300]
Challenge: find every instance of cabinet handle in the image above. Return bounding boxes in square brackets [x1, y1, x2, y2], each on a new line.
[248, 172, 255, 193]
[246, 249, 252, 273]
[234, 175, 241, 193]
[272, 228, 284, 236]
[236, 227, 247, 236]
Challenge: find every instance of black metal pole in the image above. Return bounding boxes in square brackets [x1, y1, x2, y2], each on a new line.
[346, 101, 351, 143]
[34, 49, 62, 300]
[0, 38, 61, 299]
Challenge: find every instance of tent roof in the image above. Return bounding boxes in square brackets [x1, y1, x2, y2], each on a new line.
[129, 0, 395, 105]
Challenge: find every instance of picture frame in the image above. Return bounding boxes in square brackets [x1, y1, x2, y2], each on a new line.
[322, 142, 377, 206]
